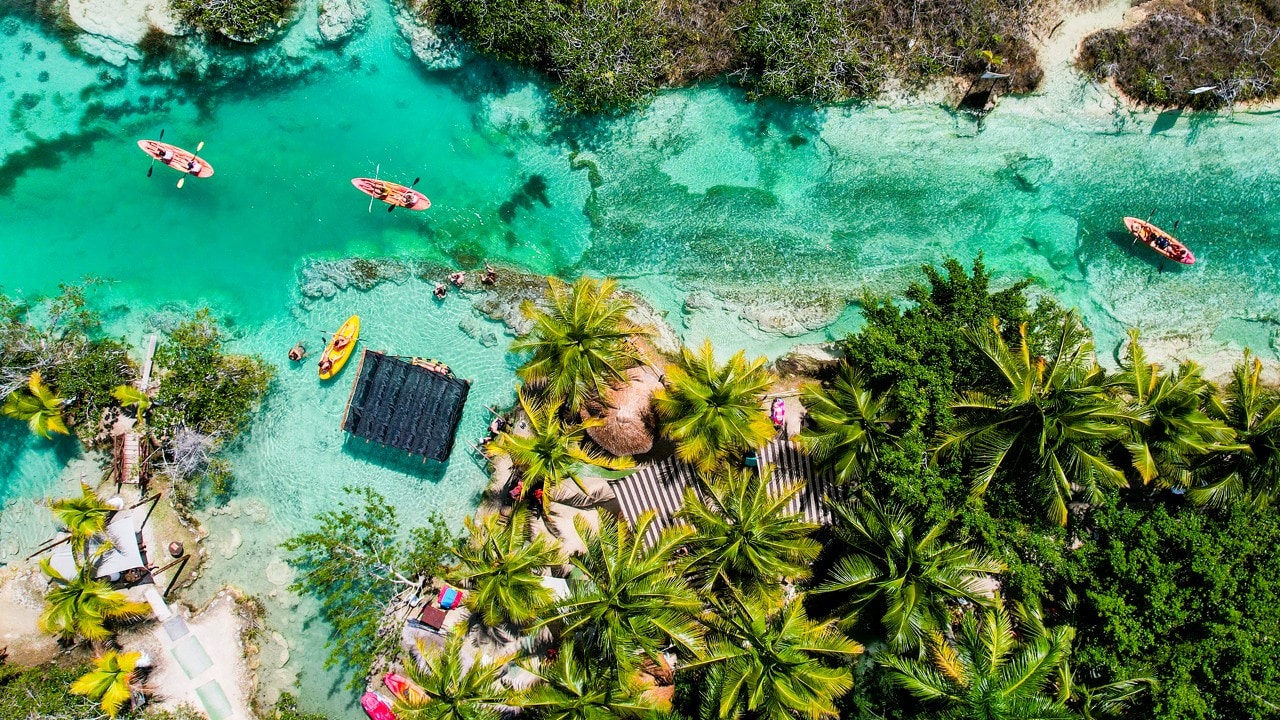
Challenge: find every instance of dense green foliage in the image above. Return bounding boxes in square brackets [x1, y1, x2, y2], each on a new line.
[0, 282, 137, 444]
[0, 662, 99, 720]
[282, 486, 459, 692]
[426, 0, 1049, 111]
[170, 0, 297, 42]
[152, 309, 273, 442]
[1080, 0, 1280, 108]
[1069, 498, 1280, 719]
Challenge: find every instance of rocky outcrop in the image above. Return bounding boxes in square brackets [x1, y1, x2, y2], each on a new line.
[317, 0, 368, 44]
[393, 5, 466, 70]
[774, 343, 843, 378]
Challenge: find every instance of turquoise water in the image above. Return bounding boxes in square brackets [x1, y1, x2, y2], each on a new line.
[3, 0, 1280, 713]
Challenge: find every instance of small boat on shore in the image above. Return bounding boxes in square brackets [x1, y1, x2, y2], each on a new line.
[383, 672, 426, 704]
[1124, 217, 1194, 265]
[361, 692, 396, 720]
[319, 315, 360, 380]
[137, 140, 214, 178]
[352, 177, 430, 210]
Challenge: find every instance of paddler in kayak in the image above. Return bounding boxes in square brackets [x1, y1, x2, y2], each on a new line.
[401, 188, 423, 208]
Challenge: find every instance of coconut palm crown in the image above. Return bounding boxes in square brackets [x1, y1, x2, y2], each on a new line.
[817, 494, 1005, 654]
[512, 276, 646, 414]
[452, 505, 565, 628]
[537, 512, 702, 672]
[881, 599, 1076, 720]
[678, 465, 820, 599]
[1111, 329, 1239, 489]
[38, 561, 150, 644]
[487, 389, 634, 509]
[70, 650, 142, 718]
[685, 594, 864, 720]
[2, 371, 69, 438]
[653, 340, 775, 476]
[516, 643, 654, 720]
[937, 314, 1136, 525]
[50, 483, 116, 561]
[798, 365, 901, 484]
[1192, 351, 1280, 508]
[394, 626, 513, 720]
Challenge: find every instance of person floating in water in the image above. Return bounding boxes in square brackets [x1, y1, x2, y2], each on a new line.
[288, 343, 307, 361]
[434, 283, 448, 299]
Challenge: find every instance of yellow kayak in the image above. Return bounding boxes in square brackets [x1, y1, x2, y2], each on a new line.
[319, 315, 360, 380]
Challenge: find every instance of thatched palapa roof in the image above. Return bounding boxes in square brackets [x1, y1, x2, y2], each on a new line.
[582, 365, 662, 457]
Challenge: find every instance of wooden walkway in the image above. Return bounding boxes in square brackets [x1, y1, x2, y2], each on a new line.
[117, 335, 157, 486]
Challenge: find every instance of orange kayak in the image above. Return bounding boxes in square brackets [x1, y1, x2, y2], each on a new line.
[1123, 217, 1194, 265]
[319, 315, 360, 380]
[137, 140, 214, 178]
[352, 178, 430, 210]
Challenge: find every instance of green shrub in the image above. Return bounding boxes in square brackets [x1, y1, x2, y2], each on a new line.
[170, 0, 297, 41]
[0, 662, 98, 720]
[151, 309, 273, 443]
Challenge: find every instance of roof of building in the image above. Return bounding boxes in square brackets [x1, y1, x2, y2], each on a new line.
[341, 350, 470, 462]
[49, 509, 144, 580]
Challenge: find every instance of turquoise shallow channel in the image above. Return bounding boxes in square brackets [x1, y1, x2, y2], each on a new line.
[3, 0, 1280, 714]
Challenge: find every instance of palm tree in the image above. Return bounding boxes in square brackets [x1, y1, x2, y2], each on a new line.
[517, 644, 654, 720]
[50, 483, 116, 561]
[112, 384, 151, 414]
[797, 365, 900, 484]
[452, 506, 565, 628]
[1068, 675, 1155, 720]
[677, 466, 820, 599]
[683, 594, 863, 720]
[38, 561, 150, 644]
[937, 314, 1136, 525]
[653, 341, 775, 476]
[537, 513, 702, 671]
[513, 276, 646, 414]
[881, 600, 1075, 720]
[2, 371, 69, 438]
[488, 390, 634, 509]
[1192, 351, 1280, 508]
[70, 650, 142, 718]
[817, 494, 1005, 654]
[1111, 330, 1238, 489]
[394, 625, 513, 720]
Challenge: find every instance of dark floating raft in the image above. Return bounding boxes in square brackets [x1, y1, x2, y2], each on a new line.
[342, 350, 470, 462]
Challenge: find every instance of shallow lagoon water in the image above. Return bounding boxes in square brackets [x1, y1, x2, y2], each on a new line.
[2, 0, 1280, 713]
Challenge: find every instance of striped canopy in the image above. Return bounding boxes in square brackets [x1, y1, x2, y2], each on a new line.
[609, 436, 836, 547]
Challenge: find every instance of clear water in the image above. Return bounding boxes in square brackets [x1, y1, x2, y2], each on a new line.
[3, 0, 1280, 714]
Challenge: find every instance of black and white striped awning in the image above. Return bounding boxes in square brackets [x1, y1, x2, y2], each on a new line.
[609, 437, 836, 547]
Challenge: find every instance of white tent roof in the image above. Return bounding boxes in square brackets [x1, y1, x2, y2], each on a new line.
[540, 575, 570, 600]
[49, 510, 144, 580]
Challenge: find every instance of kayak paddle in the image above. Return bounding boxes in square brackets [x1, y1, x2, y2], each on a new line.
[147, 128, 165, 178]
[176, 140, 205, 189]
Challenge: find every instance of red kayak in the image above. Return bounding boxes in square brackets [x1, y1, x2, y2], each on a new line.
[352, 178, 430, 210]
[383, 672, 427, 704]
[1123, 217, 1194, 265]
[137, 140, 214, 178]
[361, 692, 396, 720]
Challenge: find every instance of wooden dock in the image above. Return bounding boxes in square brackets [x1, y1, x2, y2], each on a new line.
[116, 334, 158, 486]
